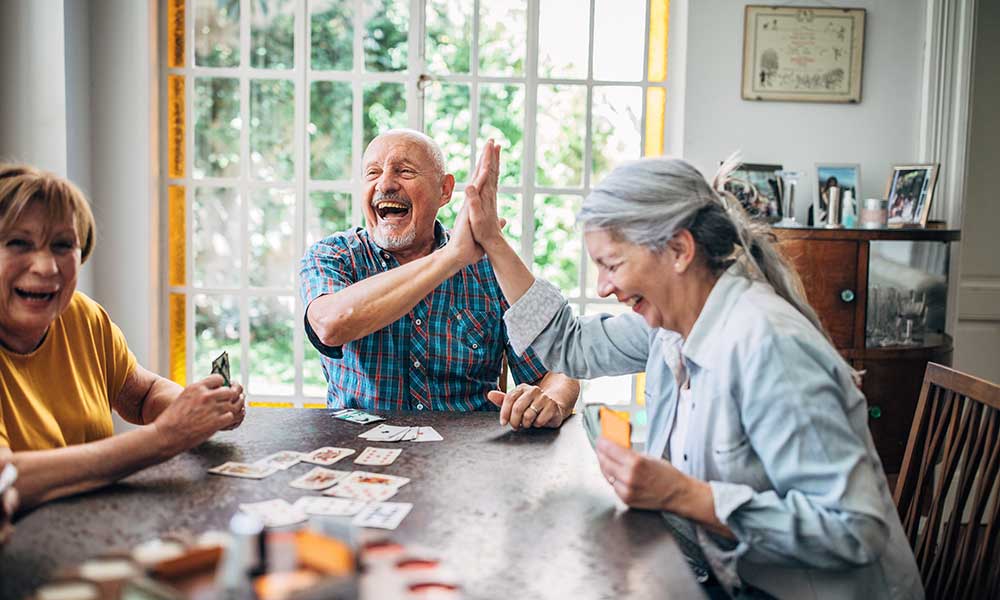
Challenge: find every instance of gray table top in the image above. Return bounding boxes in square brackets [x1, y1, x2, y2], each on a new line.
[0, 409, 705, 600]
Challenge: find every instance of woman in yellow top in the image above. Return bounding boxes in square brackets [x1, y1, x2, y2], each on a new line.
[0, 164, 246, 512]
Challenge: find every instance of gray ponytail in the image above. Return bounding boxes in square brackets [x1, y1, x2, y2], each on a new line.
[579, 155, 831, 343]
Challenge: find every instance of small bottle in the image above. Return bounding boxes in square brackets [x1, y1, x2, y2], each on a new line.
[841, 189, 857, 228]
[825, 186, 843, 228]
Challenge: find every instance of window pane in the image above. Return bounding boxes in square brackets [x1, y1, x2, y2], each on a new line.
[193, 187, 241, 288]
[424, 82, 470, 182]
[310, 81, 353, 180]
[363, 82, 407, 147]
[251, 79, 295, 181]
[303, 337, 328, 398]
[538, 0, 588, 79]
[364, 0, 409, 72]
[536, 85, 586, 187]
[195, 0, 240, 67]
[195, 294, 241, 384]
[251, 0, 295, 70]
[307, 191, 353, 246]
[249, 189, 295, 288]
[426, 0, 471, 74]
[249, 296, 294, 395]
[479, 84, 524, 185]
[593, 0, 644, 81]
[479, 0, 526, 76]
[591, 86, 643, 183]
[434, 192, 519, 242]
[581, 304, 633, 406]
[311, 0, 354, 71]
[533, 194, 581, 297]
[194, 78, 240, 179]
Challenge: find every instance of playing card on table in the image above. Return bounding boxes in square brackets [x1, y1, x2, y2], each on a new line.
[289, 467, 351, 491]
[333, 408, 385, 424]
[359, 424, 410, 442]
[256, 450, 304, 470]
[413, 426, 443, 442]
[208, 461, 278, 479]
[302, 446, 355, 466]
[211, 351, 231, 387]
[352, 502, 413, 530]
[354, 447, 401, 466]
[292, 496, 367, 517]
[324, 481, 399, 502]
[239, 499, 308, 528]
[343, 471, 410, 489]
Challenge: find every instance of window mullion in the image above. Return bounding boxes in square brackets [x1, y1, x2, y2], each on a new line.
[293, 0, 308, 402]
[469, 0, 481, 178]
[408, 0, 426, 131]
[580, 0, 596, 303]
[238, 0, 251, 391]
[522, 0, 541, 264]
[351, 0, 364, 226]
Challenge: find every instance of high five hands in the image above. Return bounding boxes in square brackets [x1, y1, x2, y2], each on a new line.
[446, 139, 506, 267]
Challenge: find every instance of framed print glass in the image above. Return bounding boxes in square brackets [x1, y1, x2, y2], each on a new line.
[886, 164, 939, 228]
[815, 163, 860, 225]
[742, 6, 865, 103]
[723, 162, 784, 222]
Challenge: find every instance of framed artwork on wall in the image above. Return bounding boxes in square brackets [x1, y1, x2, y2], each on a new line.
[886, 164, 939, 228]
[741, 5, 866, 103]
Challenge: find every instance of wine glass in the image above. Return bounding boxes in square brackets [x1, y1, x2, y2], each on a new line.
[897, 290, 926, 346]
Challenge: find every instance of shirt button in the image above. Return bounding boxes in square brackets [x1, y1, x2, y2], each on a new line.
[471, 343, 479, 349]
[382, 252, 390, 259]
[381, 261, 387, 268]
[413, 360, 421, 368]
[456, 313, 462, 320]
[415, 318, 422, 325]
[416, 403, 425, 410]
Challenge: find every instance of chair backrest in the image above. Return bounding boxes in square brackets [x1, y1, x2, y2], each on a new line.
[894, 362, 1000, 599]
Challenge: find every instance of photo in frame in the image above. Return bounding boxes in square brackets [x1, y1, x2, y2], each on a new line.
[814, 163, 860, 225]
[885, 164, 939, 228]
[723, 162, 784, 222]
[742, 6, 866, 103]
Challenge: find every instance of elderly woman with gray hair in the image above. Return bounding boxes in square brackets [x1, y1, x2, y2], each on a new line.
[455, 142, 922, 599]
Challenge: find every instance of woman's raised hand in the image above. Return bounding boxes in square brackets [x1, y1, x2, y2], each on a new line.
[465, 139, 506, 249]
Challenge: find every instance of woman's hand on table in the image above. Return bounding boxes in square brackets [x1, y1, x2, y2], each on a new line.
[488, 384, 565, 429]
[152, 375, 246, 454]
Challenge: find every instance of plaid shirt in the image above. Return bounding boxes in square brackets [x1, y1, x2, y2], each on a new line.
[299, 223, 548, 411]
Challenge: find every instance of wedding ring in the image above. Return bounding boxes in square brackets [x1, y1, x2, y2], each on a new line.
[526, 405, 539, 415]
[608, 476, 616, 485]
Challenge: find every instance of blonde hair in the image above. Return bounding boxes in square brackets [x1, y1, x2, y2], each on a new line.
[0, 164, 96, 262]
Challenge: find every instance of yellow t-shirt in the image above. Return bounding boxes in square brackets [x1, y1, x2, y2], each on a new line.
[0, 292, 137, 451]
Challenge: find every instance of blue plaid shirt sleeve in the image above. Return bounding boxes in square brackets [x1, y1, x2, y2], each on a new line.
[299, 235, 360, 360]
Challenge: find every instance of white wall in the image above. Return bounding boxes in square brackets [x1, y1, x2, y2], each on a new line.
[954, 0, 1000, 383]
[681, 1, 926, 221]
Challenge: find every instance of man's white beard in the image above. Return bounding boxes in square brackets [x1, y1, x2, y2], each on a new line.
[372, 225, 417, 251]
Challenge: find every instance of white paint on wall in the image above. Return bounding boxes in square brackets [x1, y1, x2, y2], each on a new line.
[681, 1, 927, 222]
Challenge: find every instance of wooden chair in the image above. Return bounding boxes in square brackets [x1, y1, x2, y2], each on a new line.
[893, 362, 1000, 599]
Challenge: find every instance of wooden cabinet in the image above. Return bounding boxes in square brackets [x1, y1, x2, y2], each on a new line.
[773, 227, 961, 474]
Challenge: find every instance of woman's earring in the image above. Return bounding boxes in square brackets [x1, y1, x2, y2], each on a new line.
[674, 262, 682, 271]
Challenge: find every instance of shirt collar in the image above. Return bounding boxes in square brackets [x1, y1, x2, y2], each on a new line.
[680, 265, 753, 371]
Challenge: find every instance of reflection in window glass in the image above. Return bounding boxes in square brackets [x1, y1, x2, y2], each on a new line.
[303, 338, 328, 398]
[534, 194, 581, 297]
[364, 0, 409, 72]
[536, 85, 586, 187]
[195, 0, 239, 67]
[193, 187, 241, 288]
[251, 0, 295, 70]
[581, 304, 634, 406]
[310, 81, 353, 180]
[363, 82, 407, 147]
[310, 0, 354, 71]
[479, 84, 524, 186]
[307, 191, 353, 246]
[425, 0, 471, 74]
[195, 294, 241, 384]
[249, 296, 295, 395]
[249, 189, 295, 288]
[424, 82, 471, 183]
[480, 0, 526, 76]
[538, 0, 589, 79]
[251, 80, 295, 181]
[593, 0, 645, 81]
[591, 86, 643, 183]
[194, 78, 240, 179]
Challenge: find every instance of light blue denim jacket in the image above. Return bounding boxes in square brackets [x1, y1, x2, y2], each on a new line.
[504, 268, 923, 599]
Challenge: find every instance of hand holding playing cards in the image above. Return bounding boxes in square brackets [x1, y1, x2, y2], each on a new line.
[153, 375, 246, 455]
[488, 383, 565, 430]
[595, 437, 695, 512]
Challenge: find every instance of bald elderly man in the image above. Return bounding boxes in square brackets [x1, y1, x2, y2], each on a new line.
[300, 130, 579, 428]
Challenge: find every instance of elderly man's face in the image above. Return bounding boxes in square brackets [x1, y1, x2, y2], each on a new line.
[0, 202, 80, 353]
[362, 133, 453, 255]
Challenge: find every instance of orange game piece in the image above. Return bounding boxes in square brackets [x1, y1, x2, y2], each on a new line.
[599, 406, 631, 449]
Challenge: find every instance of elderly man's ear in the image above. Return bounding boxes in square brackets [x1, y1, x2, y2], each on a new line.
[438, 173, 456, 208]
